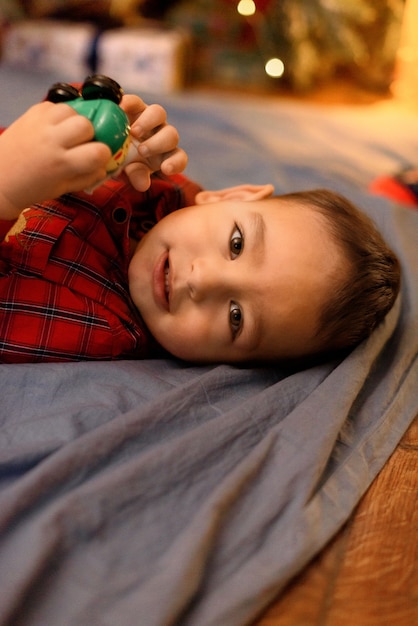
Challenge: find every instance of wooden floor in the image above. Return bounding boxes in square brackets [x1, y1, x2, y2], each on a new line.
[255, 414, 418, 626]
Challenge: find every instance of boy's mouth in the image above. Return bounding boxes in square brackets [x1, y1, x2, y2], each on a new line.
[164, 259, 170, 301]
[152, 252, 170, 311]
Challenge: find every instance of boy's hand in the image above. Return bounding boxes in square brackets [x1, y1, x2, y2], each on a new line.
[0, 94, 187, 219]
[120, 95, 188, 191]
[0, 101, 111, 219]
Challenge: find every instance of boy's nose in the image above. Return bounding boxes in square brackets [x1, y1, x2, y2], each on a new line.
[188, 257, 232, 301]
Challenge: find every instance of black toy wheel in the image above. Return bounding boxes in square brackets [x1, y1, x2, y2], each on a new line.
[46, 83, 80, 103]
[81, 75, 124, 104]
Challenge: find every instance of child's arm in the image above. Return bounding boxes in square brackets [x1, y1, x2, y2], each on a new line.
[0, 101, 112, 220]
[119, 94, 188, 192]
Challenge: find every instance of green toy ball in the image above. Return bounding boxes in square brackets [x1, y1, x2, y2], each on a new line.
[46, 75, 131, 173]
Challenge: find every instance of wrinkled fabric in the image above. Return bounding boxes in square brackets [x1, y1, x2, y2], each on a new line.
[0, 67, 417, 626]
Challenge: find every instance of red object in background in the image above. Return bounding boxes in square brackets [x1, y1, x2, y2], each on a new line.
[252, 0, 273, 11]
[222, 0, 272, 45]
[369, 175, 418, 209]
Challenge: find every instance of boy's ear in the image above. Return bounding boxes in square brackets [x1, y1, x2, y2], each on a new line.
[195, 183, 274, 205]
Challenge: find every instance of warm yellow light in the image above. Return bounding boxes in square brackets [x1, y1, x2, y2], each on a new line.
[265, 58, 285, 78]
[237, 0, 256, 17]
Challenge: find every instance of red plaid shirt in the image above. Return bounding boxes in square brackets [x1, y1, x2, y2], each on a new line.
[0, 173, 201, 363]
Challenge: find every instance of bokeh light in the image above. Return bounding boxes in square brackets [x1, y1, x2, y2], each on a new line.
[265, 57, 285, 78]
[237, 0, 256, 17]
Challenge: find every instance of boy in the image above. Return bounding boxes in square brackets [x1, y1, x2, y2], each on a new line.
[0, 94, 400, 364]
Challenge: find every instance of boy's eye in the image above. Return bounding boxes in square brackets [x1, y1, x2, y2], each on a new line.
[229, 302, 243, 338]
[230, 225, 243, 259]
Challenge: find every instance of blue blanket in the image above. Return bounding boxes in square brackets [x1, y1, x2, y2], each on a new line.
[0, 67, 417, 626]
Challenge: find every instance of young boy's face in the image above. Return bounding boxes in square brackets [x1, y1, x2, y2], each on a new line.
[128, 199, 343, 363]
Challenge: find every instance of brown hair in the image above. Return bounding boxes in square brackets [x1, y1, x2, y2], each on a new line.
[276, 189, 401, 354]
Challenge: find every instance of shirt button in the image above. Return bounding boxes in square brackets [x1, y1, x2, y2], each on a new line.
[112, 207, 128, 224]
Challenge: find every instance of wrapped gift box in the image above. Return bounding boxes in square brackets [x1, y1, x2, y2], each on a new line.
[0, 20, 96, 81]
[96, 27, 189, 94]
[1, 21, 189, 94]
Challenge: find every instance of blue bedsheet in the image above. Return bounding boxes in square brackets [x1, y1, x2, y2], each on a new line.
[0, 66, 417, 626]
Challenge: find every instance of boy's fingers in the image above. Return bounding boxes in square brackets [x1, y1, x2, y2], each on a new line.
[160, 148, 188, 175]
[137, 124, 180, 159]
[66, 142, 111, 176]
[58, 114, 96, 148]
[119, 94, 148, 126]
[147, 146, 188, 176]
[124, 145, 187, 189]
[68, 171, 108, 192]
[123, 161, 152, 191]
[130, 104, 168, 140]
[34, 100, 75, 122]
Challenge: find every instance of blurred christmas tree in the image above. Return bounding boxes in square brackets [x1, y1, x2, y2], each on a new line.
[259, 0, 405, 90]
[167, 0, 406, 91]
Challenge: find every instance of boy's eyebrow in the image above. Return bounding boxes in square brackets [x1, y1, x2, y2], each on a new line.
[249, 210, 266, 264]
